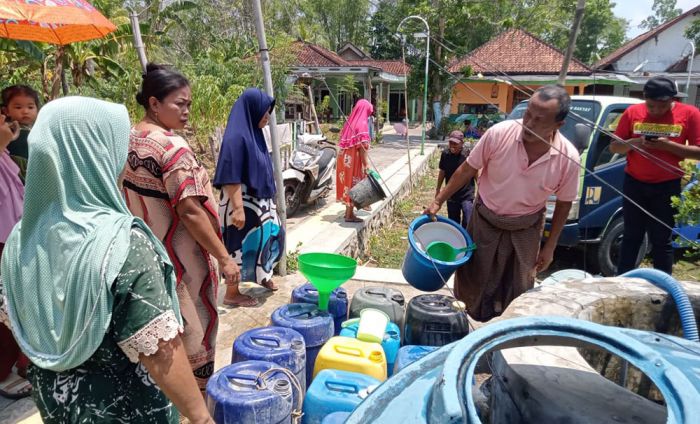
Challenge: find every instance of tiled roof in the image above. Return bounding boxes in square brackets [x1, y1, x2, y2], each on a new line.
[347, 60, 410, 76]
[291, 41, 410, 76]
[447, 29, 590, 75]
[595, 5, 700, 69]
[291, 41, 350, 67]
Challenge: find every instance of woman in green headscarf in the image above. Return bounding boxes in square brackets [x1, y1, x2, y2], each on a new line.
[0, 97, 214, 423]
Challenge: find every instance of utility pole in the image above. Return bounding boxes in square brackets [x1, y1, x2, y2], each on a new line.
[557, 0, 586, 86]
[129, 9, 148, 73]
[398, 16, 430, 155]
[252, 0, 287, 275]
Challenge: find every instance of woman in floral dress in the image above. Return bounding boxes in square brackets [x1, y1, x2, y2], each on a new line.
[0, 97, 213, 423]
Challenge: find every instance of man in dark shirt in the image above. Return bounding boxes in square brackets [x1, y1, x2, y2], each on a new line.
[436, 130, 475, 228]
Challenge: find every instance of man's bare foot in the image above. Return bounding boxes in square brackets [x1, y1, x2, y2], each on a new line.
[344, 215, 362, 223]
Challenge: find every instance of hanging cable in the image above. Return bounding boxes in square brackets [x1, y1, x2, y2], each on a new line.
[426, 56, 697, 247]
[429, 34, 690, 176]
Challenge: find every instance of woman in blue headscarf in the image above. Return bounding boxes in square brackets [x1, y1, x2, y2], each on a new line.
[214, 88, 285, 307]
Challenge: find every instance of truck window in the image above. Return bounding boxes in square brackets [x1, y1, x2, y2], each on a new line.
[508, 100, 600, 143]
[591, 108, 627, 169]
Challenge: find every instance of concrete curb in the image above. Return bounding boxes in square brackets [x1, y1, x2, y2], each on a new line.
[285, 143, 440, 258]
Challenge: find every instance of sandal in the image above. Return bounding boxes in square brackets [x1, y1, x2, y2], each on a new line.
[261, 280, 279, 292]
[0, 372, 32, 400]
[223, 295, 260, 308]
[344, 216, 363, 223]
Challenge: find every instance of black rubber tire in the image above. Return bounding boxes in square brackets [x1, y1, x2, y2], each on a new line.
[284, 180, 301, 217]
[592, 218, 649, 276]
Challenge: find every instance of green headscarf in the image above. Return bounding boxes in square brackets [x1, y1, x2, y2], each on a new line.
[1, 97, 181, 372]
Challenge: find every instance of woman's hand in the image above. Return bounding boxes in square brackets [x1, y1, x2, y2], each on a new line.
[232, 207, 245, 230]
[219, 256, 241, 286]
[0, 115, 20, 150]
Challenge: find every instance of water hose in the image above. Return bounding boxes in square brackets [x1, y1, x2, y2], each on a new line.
[621, 268, 699, 342]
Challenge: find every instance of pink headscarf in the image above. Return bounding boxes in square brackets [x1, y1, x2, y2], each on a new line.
[338, 99, 374, 149]
[0, 152, 24, 243]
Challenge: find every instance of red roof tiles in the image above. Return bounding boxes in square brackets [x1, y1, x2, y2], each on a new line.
[448, 29, 590, 75]
[291, 41, 409, 76]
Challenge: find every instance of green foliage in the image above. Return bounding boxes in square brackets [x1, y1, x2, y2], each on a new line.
[684, 19, 700, 48]
[639, 0, 683, 31]
[337, 75, 360, 96]
[672, 161, 700, 255]
[286, 242, 303, 272]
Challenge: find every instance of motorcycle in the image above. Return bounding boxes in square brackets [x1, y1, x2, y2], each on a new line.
[283, 132, 338, 217]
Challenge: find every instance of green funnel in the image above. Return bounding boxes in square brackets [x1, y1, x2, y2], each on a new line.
[298, 253, 357, 311]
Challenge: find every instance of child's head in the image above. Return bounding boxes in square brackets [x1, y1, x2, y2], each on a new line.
[464, 119, 472, 128]
[447, 130, 464, 154]
[1, 85, 40, 127]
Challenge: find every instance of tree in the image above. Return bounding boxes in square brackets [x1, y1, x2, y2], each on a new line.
[304, 0, 371, 51]
[639, 0, 682, 31]
[685, 18, 700, 47]
[542, 0, 628, 64]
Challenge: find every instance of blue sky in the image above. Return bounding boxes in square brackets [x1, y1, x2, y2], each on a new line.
[613, 0, 699, 39]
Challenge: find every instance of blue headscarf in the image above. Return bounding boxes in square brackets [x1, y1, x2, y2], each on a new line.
[214, 88, 276, 199]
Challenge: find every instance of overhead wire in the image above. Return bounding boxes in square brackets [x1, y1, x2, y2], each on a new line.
[425, 55, 697, 247]
[428, 33, 691, 176]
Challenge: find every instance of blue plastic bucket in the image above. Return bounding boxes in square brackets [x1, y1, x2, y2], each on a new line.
[232, 327, 307, 393]
[401, 215, 474, 292]
[291, 283, 349, 335]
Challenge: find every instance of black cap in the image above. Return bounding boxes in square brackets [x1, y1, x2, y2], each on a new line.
[643, 76, 687, 100]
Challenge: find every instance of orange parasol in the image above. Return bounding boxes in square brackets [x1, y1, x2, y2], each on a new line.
[0, 0, 116, 45]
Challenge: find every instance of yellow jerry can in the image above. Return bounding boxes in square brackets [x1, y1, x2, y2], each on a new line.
[312, 336, 387, 381]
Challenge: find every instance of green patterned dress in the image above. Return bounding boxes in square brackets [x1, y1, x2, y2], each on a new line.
[1, 229, 183, 423]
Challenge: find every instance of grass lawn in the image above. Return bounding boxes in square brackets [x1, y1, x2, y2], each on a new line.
[362, 157, 440, 268]
[362, 155, 700, 283]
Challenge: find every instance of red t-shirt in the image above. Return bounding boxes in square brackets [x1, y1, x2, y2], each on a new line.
[614, 102, 700, 183]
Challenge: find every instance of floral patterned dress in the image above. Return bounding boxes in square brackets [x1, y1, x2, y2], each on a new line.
[1, 229, 183, 423]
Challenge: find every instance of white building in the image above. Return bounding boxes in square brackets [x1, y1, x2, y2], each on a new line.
[595, 5, 700, 106]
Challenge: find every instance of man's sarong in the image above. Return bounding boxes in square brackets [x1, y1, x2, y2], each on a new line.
[454, 197, 545, 321]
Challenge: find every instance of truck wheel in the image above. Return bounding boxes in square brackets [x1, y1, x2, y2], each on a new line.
[284, 180, 301, 217]
[593, 218, 648, 276]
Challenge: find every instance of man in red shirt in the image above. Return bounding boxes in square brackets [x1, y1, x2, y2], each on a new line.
[611, 76, 700, 274]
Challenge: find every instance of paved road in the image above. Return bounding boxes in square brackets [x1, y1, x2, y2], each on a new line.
[285, 126, 436, 229]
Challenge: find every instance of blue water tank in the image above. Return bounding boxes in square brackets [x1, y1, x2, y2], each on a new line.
[292, 283, 349, 335]
[272, 303, 334, 384]
[232, 327, 307, 393]
[206, 360, 295, 424]
[321, 411, 351, 423]
[339, 321, 401, 376]
[303, 369, 381, 424]
[393, 345, 439, 375]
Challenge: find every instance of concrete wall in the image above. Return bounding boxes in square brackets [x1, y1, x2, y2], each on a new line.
[614, 14, 700, 73]
[450, 82, 579, 114]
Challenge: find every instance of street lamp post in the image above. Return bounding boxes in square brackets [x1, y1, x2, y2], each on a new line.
[398, 15, 430, 155]
[682, 41, 695, 94]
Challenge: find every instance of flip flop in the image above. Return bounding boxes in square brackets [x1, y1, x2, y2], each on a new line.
[344, 216, 363, 223]
[223, 295, 260, 308]
[0, 372, 32, 400]
[261, 280, 279, 292]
